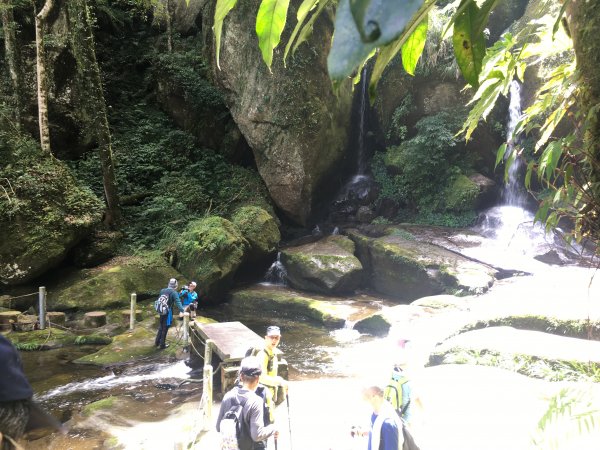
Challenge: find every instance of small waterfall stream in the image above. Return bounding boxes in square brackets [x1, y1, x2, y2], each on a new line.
[262, 252, 287, 285]
[503, 80, 526, 206]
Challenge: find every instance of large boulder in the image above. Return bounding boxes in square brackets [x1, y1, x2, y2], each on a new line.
[347, 230, 496, 301]
[230, 206, 280, 264]
[202, 0, 353, 225]
[175, 216, 247, 299]
[280, 235, 363, 295]
[46, 256, 180, 311]
[0, 156, 103, 286]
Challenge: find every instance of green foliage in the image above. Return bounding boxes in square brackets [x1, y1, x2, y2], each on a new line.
[377, 109, 470, 207]
[386, 93, 414, 142]
[152, 48, 225, 111]
[414, 210, 477, 227]
[451, 0, 498, 88]
[214, 0, 240, 69]
[74, 334, 112, 345]
[14, 342, 42, 351]
[532, 387, 600, 450]
[401, 17, 429, 76]
[256, 0, 291, 68]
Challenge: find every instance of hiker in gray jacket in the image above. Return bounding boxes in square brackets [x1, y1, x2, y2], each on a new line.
[217, 356, 278, 450]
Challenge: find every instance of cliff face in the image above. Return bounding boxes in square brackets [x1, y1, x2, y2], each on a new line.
[200, 0, 354, 226]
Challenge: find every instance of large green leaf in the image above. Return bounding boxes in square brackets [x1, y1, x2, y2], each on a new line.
[213, 0, 239, 69]
[256, 0, 291, 69]
[283, 0, 319, 64]
[401, 17, 428, 76]
[367, 1, 435, 98]
[452, 0, 486, 87]
[348, 0, 425, 44]
[329, 0, 428, 80]
[287, 0, 330, 61]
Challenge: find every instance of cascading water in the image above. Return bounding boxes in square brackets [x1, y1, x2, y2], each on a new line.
[466, 79, 555, 272]
[330, 67, 377, 222]
[262, 252, 287, 285]
[503, 80, 526, 206]
[356, 66, 368, 176]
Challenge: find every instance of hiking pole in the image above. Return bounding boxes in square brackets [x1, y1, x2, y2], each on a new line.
[286, 394, 292, 450]
[274, 436, 278, 450]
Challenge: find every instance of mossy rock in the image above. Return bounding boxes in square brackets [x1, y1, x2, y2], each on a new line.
[280, 235, 363, 295]
[82, 396, 121, 417]
[354, 314, 391, 336]
[230, 286, 346, 328]
[175, 216, 247, 299]
[354, 230, 496, 301]
[7, 328, 77, 350]
[47, 255, 180, 311]
[231, 206, 280, 262]
[0, 155, 103, 285]
[443, 175, 480, 212]
[74, 326, 160, 366]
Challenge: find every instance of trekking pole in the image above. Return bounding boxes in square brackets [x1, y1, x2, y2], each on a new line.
[274, 436, 278, 450]
[286, 394, 292, 450]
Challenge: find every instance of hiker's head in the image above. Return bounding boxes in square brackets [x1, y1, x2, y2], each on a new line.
[168, 278, 178, 289]
[264, 325, 281, 349]
[362, 385, 384, 411]
[239, 356, 262, 387]
[188, 281, 197, 291]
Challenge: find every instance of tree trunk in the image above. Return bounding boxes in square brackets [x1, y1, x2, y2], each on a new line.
[69, 0, 121, 226]
[34, 0, 54, 154]
[566, 0, 600, 243]
[1, 0, 23, 129]
[165, 0, 173, 52]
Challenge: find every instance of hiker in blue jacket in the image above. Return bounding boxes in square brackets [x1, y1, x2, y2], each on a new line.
[179, 281, 198, 318]
[364, 385, 403, 450]
[154, 278, 184, 349]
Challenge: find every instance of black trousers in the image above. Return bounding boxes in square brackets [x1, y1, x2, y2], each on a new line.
[154, 315, 170, 348]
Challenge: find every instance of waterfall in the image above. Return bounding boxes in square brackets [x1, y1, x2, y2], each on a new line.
[263, 252, 287, 285]
[357, 66, 368, 175]
[503, 80, 525, 206]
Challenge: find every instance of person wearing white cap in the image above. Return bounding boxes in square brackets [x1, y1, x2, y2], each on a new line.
[255, 325, 288, 405]
[179, 281, 198, 318]
[217, 356, 278, 450]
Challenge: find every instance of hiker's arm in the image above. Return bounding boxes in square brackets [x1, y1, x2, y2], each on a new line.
[248, 399, 277, 441]
[215, 398, 229, 432]
[172, 291, 184, 313]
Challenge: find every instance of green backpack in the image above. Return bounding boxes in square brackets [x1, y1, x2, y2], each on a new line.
[383, 371, 410, 418]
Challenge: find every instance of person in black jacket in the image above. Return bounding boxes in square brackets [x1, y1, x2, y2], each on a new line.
[154, 277, 184, 349]
[0, 335, 63, 450]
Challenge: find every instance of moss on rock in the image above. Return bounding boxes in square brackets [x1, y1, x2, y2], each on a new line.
[443, 175, 479, 212]
[82, 396, 120, 417]
[47, 255, 180, 311]
[175, 216, 247, 299]
[280, 235, 363, 295]
[7, 328, 78, 350]
[74, 326, 159, 366]
[231, 206, 280, 262]
[0, 153, 103, 285]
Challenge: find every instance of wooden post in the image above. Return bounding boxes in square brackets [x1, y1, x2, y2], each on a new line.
[38, 286, 46, 330]
[129, 293, 137, 330]
[204, 338, 213, 366]
[183, 312, 190, 349]
[202, 346, 213, 432]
